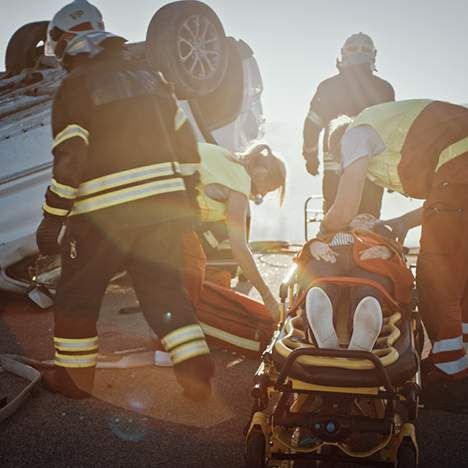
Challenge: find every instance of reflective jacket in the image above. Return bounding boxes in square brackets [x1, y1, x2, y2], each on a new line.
[303, 66, 394, 171]
[350, 100, 468, 198]
[196, 143, 251, 223]
[43, 45, 200, 230]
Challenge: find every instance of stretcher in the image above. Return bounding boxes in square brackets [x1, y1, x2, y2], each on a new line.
[244, 198, 423, 467]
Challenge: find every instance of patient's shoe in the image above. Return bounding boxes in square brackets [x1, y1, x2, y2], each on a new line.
[348, 297, 383, 351]
[305, 287, 339, 349]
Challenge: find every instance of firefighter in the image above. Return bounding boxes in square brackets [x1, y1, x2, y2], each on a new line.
[302, 32, 395, 216]
[323, 99, 468, 412]
[36, 0, 213, 400]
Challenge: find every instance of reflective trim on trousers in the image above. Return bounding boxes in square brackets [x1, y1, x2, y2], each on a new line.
[200, 322, 260, 352]
[162, 324, 205, 352]
[432, 336, 464, 354]
[70, 178, 186, 216]
[54, 336, 98, 352]
[54, 352, 98, 368]
[53, 124, 89, 149]
[169, 339, 210, 365]
[434, 354, 468, 375]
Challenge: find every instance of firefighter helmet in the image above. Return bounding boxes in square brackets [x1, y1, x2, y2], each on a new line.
[45, 0, 123, 63]
[339, 33, 377, 71]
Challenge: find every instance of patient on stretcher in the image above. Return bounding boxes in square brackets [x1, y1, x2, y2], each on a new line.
[297, 214, 413, 352]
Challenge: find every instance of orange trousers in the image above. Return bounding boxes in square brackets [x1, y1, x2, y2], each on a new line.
[417, 181, 468, 379]
[182, 232, 275, 357]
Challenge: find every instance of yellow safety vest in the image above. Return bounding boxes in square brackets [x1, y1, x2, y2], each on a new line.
[350, 99, 468, 197]
[197, 143, 251, 222]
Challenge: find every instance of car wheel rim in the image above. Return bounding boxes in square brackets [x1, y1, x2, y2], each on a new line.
[177, 14, 222, 80]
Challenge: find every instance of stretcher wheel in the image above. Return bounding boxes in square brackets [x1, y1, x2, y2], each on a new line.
[245, 427, 266, 468]
[396, 439, 418, 468]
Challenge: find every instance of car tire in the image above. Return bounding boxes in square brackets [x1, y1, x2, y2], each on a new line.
[145, 1, 228, 99]
[5, 21, 49, 76]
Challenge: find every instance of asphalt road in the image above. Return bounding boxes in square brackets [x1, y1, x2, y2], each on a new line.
[1, 255, 468, 468]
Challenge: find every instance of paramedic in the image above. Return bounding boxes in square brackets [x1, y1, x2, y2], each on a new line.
[322, 99, 468, 411]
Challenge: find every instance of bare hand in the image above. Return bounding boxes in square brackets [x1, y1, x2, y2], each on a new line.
[305, 156, 320, 176]
[378, 218, 409, 244]
[309, 241, 338, 263]
[262, 291, 281, 322]
[359, 245, 392, 260]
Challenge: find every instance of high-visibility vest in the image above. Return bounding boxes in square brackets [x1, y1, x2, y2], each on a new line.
[350, 99, 468, 197]
[197, 143, 251, 222]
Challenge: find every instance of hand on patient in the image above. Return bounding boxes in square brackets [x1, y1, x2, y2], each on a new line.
[309, 240, 338, 263]
[359, 245, 392, 261]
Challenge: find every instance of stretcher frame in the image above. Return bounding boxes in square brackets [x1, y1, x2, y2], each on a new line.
[244, 197, 422, 467]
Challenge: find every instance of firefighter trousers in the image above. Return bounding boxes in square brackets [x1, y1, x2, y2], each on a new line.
[53, 219, 210, 393]
[417, 181, 468, 380]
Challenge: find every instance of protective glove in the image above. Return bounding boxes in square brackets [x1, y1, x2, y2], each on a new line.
[36, 216, 64, 255]
[304, 154, 320, 176]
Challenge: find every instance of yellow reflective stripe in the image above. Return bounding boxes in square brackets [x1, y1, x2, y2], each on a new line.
[169, 339, 210, 365]
[53, 124, 89, 149]
[43, 202, 69, 217]
[175, 108, 188, 131]
[323, 152, 341, 171]
[50, 179, 78, 200]
[54, 336, 98, 352]
[200, 322, 260, 352]
[162, 324, 205, 351]
[437, 135, 468, 171]
[78, 163, 177, 197]
[178, 162, 200, 176]
[70, 177, 185, 216]
[306, 111, 325, 128]
[303, 145, 318, 154]
[54, 352, 97, 368]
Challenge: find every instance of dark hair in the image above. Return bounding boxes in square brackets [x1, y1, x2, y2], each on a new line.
[327, 116, 353, 162]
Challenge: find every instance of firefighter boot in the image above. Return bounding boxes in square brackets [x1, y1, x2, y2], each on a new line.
[173, 354, 215, 402]
[42, 366, 94, 399]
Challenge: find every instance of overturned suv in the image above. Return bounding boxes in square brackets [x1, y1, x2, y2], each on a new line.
[0, 1, 264, 301]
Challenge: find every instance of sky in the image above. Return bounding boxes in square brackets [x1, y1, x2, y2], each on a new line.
[1, 0, 468, 124]
[1, 0, 467, 243]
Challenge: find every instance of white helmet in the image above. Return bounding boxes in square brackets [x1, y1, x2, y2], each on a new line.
[339, 33, 377, 71]
[45, 0, 120, 63]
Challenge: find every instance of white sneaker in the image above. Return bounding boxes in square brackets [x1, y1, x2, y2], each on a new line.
[348, 297, 383, 351]
[154, 350, 173, 367]
[305, 287, 339, 349]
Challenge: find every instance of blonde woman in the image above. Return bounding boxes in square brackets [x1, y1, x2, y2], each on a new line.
[189, 142, 287, 321]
